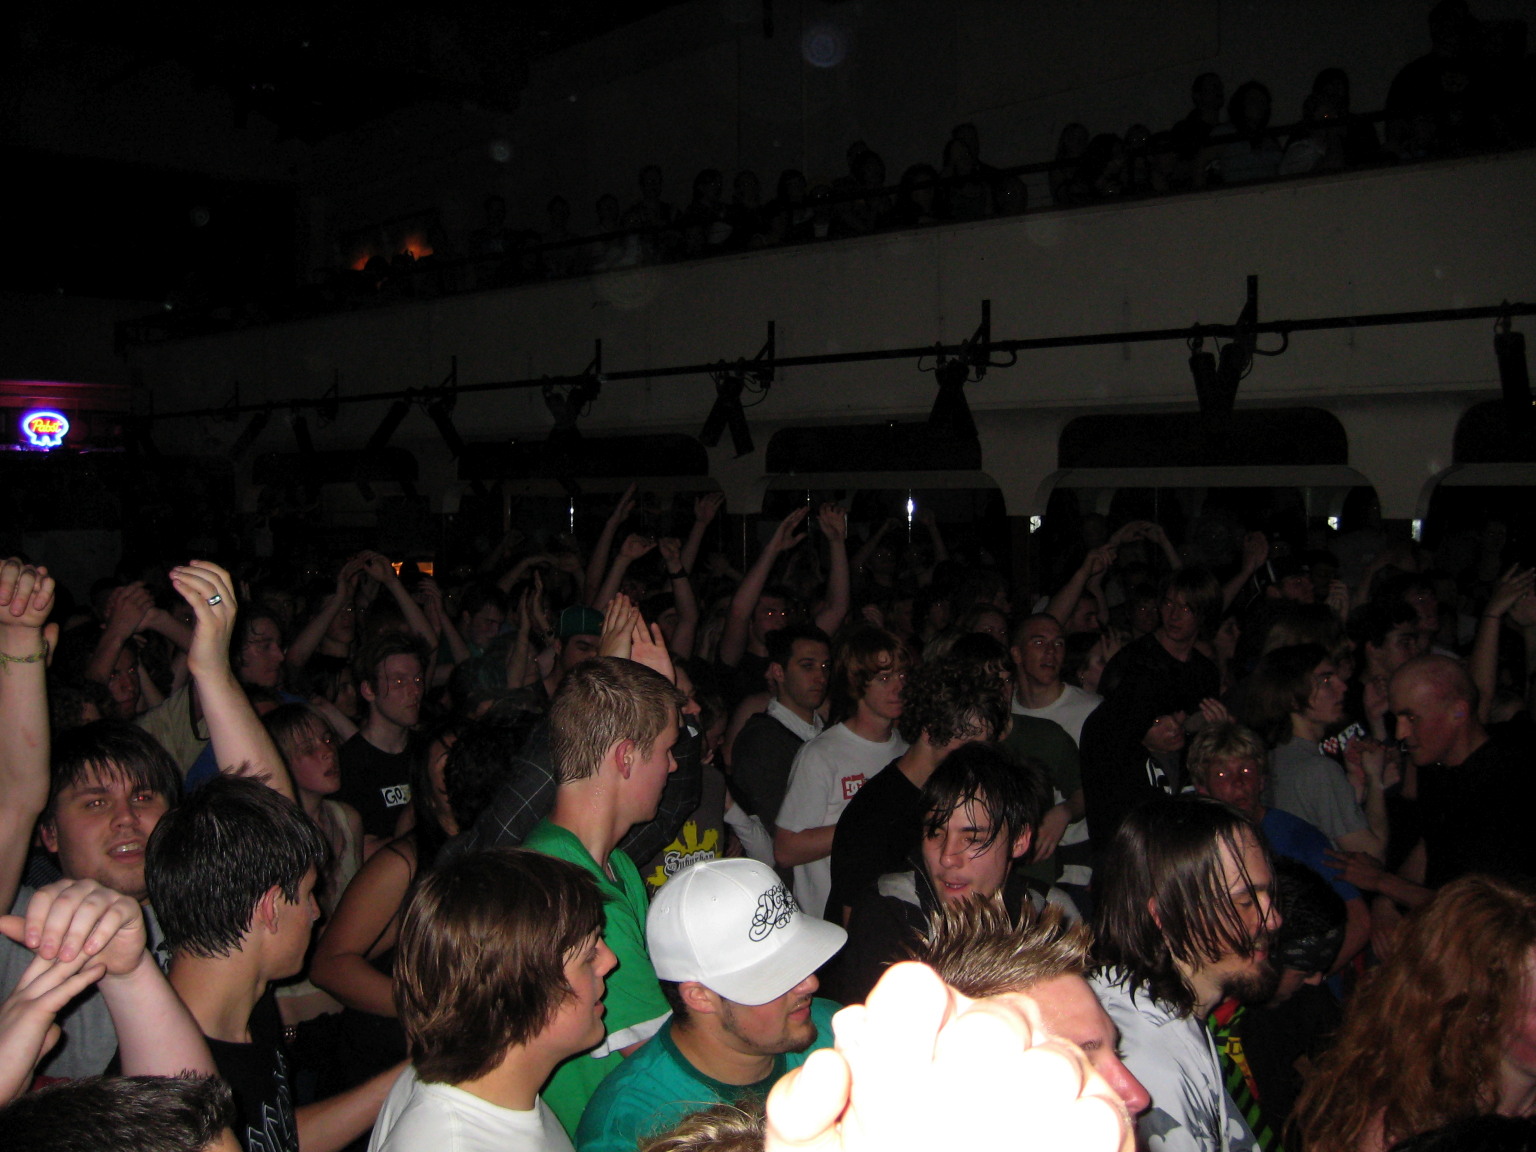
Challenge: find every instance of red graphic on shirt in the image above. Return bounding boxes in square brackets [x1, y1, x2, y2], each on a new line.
[841, 774, 867, 801]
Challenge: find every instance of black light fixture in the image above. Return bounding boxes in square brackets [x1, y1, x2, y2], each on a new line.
[229, 409, 270, 459]
[1495, 314, 1532, 451]
[1192, 276, 1265, 422]
[427, 390, 488, 498]
[366, 398, 412, 453]
[700, 371, 754, 457]
[927, 300, 994, 440]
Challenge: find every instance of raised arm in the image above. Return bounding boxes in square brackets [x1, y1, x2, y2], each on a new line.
[659, 537, 700, 658]
[916, 507, 949, 566]
[418, 578, 470, 668]
[594, 533, 657, 611]
[584, 482, 637, 605]
[1222, 531, 1271, 611]
[1045, 546, 1113, 627]
[0, 559, 55, 917]
[359, 552, 438, 651]
[1, 880, 215, 1088]
[286, 555, 363, 672]
[85, 583, 151, 688]
[169, 562, 295, 802]
[814, 504, 851, 636]
[1471, 565, 1534, 723]
[681, 491, 725, 576]
[851, 518, 893, 576]
[721, 507, 808, 668]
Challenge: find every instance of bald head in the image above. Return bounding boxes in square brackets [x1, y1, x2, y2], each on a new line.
[1390, 654, 1483, 767]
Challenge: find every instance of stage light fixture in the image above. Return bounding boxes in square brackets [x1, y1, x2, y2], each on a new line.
[230, 410, 270, 460]
[699, 372, 754, 457]
[1495, 316, 1532, 450]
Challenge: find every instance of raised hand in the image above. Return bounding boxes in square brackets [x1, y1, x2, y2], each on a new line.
[629, 617, 676, 684]
[694, 491, 725, 525]
[599, 594, 640, 660]
[818, 504, 849, 544]
[0, 560, 55, 630]
[619, 533, 657, 563]
[1240, 531, 1270, 574]
[104, 583, 153, 637]
[770, 507, 810, 554]
[609, 481, 639, 526]
[0, 879, 146, 971]
[168, 561, 239, 679]
[658, 537, 684, 571]
[1486, 564, 1536, 621]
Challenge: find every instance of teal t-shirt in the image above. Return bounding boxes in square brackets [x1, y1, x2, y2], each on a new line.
[576, 999, 841, 1152]
[524, 819, 671, 1136]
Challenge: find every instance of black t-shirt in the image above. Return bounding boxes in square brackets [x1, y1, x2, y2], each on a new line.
[826, 758, 918, 922]
[1100, 631, 1220, 714]
[724, 652, 773, 710]
[207, 992, 299, 1152]
[337, 732, 421, 840]
[729, 711, 809, 831]
[1419, 730, 1536, 888]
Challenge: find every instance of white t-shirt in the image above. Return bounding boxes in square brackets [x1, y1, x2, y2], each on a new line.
[370, 1067, 574, 1152]
[775, 721, 908, 920]
[1012, 683, 1102, 746]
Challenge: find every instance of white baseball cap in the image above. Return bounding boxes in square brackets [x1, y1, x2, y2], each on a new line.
[647, 859, 848, 1006]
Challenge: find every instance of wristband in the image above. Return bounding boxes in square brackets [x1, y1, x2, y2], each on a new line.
[0, 643, 48, 668]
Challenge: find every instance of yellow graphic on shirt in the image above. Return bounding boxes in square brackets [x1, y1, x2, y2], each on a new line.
[647, 820, 720, 890]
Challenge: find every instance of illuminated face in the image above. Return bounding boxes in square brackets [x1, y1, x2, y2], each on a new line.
[238, 619, 286, 689]
[287, 723, 340, 798]
[1192, 831, 1281, 1005]
[463, 604, 506, 651]
[559, 633, 601, 673]
[1159, 592, 1200, 644]
[751, 596, 790, 646]
[324, 601, 357, 645]
[547, 934, 618, 1057]
[364, 654, 424, 729]
[1143, 712, 1187, 756]
[1391, 673, 1467, 767]
[775, 639, 830, 715]
[1504, 957, 1536, 1084]
[921, 799, 1030, 902]
[1069, 596, 1103, 635]
[716, 974, 820, 1056]
[107, 646, 142, 718]
[1200, 756, 1264, 819]
[970, 610, 1008, 645]
[1026, 974, 1151, 1116]
[1302, 661, 1347, 727]
[40, 769, 171, 902]
[1368, 625, 1422, 677]
[857, 656, 905, 725]
[1014, 617, 1065, 689]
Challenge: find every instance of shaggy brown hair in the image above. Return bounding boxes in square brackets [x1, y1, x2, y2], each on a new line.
[394, 848, 606, 1084]
[1292, 875, 1536, 1152]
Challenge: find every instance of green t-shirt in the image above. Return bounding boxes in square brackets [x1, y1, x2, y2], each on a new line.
[576, 999, 841, 1152]
[1002, 714, 1081, 885]
[523, 819, 670, 1137]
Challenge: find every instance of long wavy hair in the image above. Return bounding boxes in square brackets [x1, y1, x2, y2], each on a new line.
[1293, 875, 1536, 1152]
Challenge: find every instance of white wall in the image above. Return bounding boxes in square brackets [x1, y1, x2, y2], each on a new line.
[128, 150, 1536, 518]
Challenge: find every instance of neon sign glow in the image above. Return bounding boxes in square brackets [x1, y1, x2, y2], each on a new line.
[21, 410, 70, 450]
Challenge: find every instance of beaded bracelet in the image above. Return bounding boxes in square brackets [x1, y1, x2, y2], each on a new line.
[0, 645, 48, 667]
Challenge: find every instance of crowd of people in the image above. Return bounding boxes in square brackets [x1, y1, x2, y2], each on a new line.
[0, 460, 1533, 1151]
[310, 0, 1534, 312]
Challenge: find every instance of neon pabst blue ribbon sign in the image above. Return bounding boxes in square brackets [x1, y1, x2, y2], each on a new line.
[21, 410, 70, 450]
